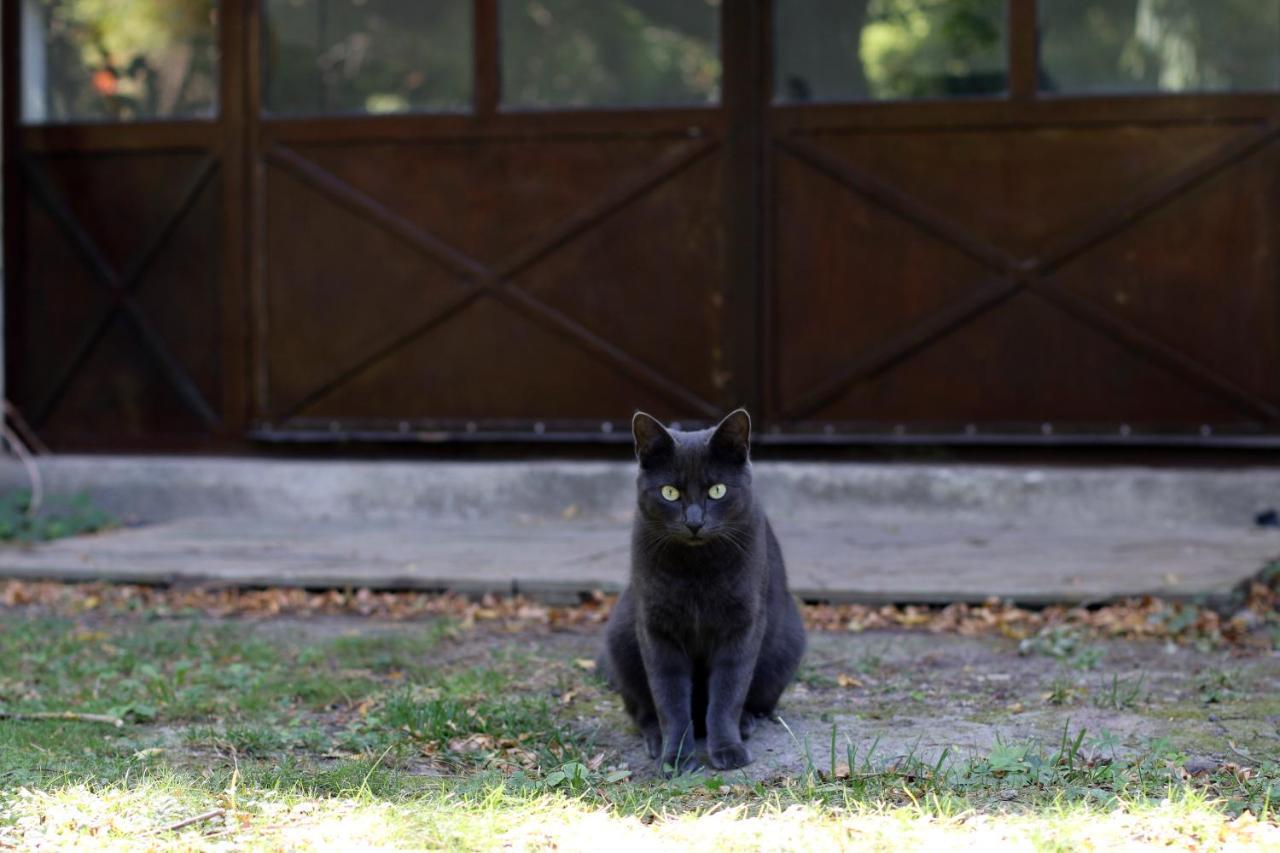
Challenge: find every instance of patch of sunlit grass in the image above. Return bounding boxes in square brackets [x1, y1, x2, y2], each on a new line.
[1, 774, 1276, 852]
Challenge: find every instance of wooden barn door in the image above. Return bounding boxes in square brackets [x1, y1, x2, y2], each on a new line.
[4, 0, 248, 450]
[763, 0, 1280, 444]
[248, 0, 752, 442]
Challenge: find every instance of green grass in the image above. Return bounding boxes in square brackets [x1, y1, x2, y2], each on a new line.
[1, 613, 1277, 850]
[0, 490, 115, 542]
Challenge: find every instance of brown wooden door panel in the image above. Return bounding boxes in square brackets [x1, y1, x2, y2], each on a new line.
[1046, 144, 1280, 410]
[299, 297, 686, 423]
[12, 147, 225, 447]
[256, 130, 729, 434]
[790, 124, 1252, 258]
[773, 148, 994, 415]
[263, 159, 468, 416]
[818, 295, 1249, 425]
[284, 135, 711, 266]
[766, 109, 1280, 438]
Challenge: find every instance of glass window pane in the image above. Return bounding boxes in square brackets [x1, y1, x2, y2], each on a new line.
[21, 0, 219, 123]
[774, 0, 1006, 102]
[264, 0, 471, 115]
[500, 0, 721, 108]
[1039, 1, 1280, 94]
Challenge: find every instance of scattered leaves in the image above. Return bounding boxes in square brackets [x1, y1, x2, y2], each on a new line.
[0, 562, 1276, 650]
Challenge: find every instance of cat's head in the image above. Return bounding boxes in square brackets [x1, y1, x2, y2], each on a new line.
[631, 409, 754, 546]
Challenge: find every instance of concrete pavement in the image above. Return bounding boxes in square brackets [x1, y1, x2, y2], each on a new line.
[1, 457, 1277, 604]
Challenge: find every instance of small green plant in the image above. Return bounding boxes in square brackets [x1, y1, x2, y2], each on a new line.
[1019, 626, 1102, 671]
[1045, 676, 1082, 706]
[1096, 672, 1146, 710]
[0, 490, 115, 543]
[1196, 670, 1240, 704]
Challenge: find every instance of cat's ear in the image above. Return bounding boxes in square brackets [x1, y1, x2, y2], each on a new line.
[710, 408, 751, 464]
[632, 411, 674, 468]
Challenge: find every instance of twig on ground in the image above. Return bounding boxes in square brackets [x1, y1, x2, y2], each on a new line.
[1208, 718, 1264, 765]
[146, 809, 226, 836]
[203, 821, 297, 840]
[0, 711, 124, 727]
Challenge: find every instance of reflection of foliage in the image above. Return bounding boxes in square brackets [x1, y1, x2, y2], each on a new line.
[26, 0, 217, 121]
[264, 0, 720, 114]
[264, 0, 472, 115]
[1040, 0, 1279, 93]
[775, 0, 1004, 102]
[860, 0, 1005, 98]
[501, 0, 720, 108]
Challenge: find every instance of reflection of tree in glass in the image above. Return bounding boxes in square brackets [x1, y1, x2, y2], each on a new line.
[27, 0, 217, 122]
[775, 0, 1004, 102]
[501, 0, 721, 108]
[860, 0, 1004, 98]
[263, 0, 471, 115]
[1040, 0, 1279, 93]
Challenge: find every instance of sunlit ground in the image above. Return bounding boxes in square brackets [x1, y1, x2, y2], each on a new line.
[5, 777, 1276, 851]
[0, 583, 1277, 850]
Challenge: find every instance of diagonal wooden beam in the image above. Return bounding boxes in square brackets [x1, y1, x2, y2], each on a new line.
[493, 285, 721, 417]
[776, 136, 1020, 274]
[1036, 120, 1280, 275]
[19, 156, 120, 286]
[266, 144, 492, 281]
[21, 155, 222, 429]
[31, 311, 116, 427]
[1030, 282, 1280, 423]
[280, 138, 722, 420]
[118, 155, 220, 290]
[781, 122, 1280, 424]
[119, 298, 221, 428]
[495, 137, 719, 280]
[781, 272, 1028, 420]
[276, 285, 492, 420]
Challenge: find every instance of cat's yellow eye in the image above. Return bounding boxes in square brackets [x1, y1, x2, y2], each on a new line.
[708, 483, 727, 500]
[660, 485, 681, 502]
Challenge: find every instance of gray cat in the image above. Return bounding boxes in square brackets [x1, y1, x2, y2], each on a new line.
[601, 409, 806, 774]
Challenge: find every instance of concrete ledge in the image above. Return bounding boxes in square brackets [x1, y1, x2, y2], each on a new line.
[3, 455, 1278, 526]
[2, 456, 1277, 604]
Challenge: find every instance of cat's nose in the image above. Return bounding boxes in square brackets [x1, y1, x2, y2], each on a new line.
[684, 505, 704, 536]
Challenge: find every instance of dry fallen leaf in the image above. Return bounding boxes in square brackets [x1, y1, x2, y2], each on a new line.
[0, 570, 1274, 650]
[835, 674, 863, 689]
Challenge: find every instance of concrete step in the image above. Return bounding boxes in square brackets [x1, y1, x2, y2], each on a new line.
[2, 456, 1277, 604]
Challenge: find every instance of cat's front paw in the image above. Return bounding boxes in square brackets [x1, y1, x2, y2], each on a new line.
[708, 742, 752, 770]
[659, 751, 701, 777]
[642, 725, 663, 760]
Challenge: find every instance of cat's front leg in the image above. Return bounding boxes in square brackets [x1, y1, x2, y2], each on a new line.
[639, 634, 699, 776]
[705, 651, 756, 770]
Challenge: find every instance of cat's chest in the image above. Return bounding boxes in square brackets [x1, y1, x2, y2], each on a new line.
[642, 579, 755, 645]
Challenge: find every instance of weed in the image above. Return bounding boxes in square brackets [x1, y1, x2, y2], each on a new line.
[1096, 672, 1146, 710]
[0, 491, 114, 543]
[1196, 669, 1241, 704]
[1019, 626, 1102, 670]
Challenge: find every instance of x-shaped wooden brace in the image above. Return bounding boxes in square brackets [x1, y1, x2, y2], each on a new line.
[24, 156, 222, 429]
[776, 122, 1280, 424]
[266, 138, 723, 422]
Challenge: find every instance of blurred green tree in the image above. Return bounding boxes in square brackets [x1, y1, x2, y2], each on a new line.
[24, 0, 217, 121]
